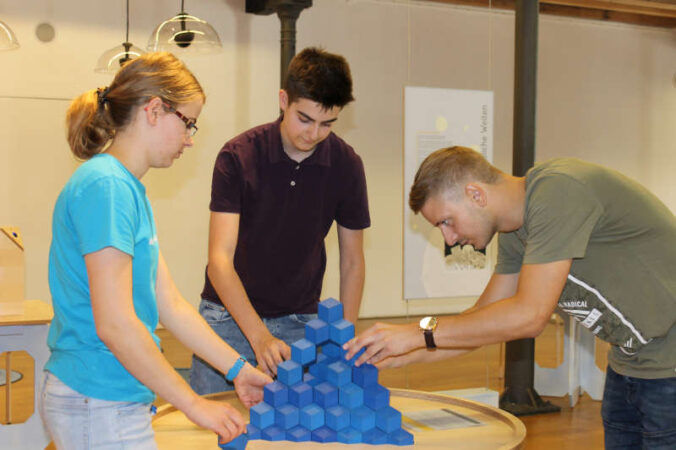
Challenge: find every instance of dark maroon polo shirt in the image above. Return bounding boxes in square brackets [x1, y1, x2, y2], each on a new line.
[201, 117, 370, 317]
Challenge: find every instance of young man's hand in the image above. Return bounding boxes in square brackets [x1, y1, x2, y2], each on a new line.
[251, 332, 291, 377]
[343, 322, 422, 366]
[184, 396, 245, 444]
[233, 363, 272, 407]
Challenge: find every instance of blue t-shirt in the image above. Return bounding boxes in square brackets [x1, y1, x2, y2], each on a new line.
[46, 153, 160, 403]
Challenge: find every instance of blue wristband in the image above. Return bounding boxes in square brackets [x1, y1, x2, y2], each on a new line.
[226, 356, 247, 382]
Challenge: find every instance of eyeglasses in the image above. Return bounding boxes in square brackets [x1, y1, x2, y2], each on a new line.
[162, 102, 198, 137]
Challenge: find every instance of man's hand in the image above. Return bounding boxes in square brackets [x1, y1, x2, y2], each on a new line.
[343, 322, 422, 366]
[251, 332, 291, 377]
[184, 396, 246, 444]
[233, 363, 272, 408]
[373, 348, 427, 369]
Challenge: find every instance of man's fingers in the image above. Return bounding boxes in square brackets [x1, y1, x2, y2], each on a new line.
[280, 342, 291, 361]
[343, 338, 361, 360]
[264, 343, 286, 376]
[352, 333, 383, 366]
[260, 355, 276, 377]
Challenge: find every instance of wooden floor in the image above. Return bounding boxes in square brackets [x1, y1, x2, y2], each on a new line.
[5, 315, 608, 449]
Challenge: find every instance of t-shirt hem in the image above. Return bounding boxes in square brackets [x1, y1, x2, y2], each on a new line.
[608, 361, 676, 380]
[45, 354, 155, 403]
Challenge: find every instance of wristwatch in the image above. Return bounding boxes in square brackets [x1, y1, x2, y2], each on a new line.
[419, 316, 439, 349]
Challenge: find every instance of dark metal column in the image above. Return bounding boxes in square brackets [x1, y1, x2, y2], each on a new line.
[245, 0, 312, 88]
[499, 0, 560, 417]
[278, 6, 301, 88]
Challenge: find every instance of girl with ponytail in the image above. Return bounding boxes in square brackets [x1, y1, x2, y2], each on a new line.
[41, 52, 271, 449]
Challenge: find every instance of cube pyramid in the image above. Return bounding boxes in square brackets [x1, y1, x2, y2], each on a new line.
[236, 298, 414, 447]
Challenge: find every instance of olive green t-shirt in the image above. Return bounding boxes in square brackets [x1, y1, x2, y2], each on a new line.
[496, 158, 676, 379]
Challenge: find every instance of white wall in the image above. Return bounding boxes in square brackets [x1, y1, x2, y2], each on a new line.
[1, 0, 674, 318]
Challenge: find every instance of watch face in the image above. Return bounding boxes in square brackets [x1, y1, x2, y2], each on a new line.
[420, 316, 438, 330]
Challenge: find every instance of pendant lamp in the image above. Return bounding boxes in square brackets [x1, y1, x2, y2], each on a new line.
[95, 0, 145, 74]
[147, 0, 222, 54]
[0, 19, 19, 51]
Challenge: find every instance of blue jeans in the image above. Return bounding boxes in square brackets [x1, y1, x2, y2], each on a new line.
[602, 365, 676, 449]
[39, 371, 157, 450]
[189, 299, 316, 395]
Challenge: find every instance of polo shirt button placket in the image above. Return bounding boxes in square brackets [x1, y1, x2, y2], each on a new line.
[291, 164, 300, 186]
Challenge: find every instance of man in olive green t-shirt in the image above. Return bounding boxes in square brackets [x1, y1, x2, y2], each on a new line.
[344, 146, 676, 449]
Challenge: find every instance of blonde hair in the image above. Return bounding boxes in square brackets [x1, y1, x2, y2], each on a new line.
[66, 52, 205, 159]
[409, 146, 502, 213]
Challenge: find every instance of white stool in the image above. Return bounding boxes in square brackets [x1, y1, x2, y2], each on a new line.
[535, 312, 606, 407]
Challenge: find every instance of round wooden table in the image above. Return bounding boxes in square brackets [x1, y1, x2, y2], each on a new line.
[153, 389, 525, 449]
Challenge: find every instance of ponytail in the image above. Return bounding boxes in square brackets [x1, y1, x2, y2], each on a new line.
[66, 88, 115, 159]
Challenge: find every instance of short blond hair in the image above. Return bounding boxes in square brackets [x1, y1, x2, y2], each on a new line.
[409, 146, 502, 213]
[66, 52, 205, 160]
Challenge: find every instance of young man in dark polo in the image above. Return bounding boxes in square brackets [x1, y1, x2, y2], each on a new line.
[189, 47, 370, 394]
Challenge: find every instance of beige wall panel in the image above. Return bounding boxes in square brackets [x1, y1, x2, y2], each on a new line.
[0, 0, 673, 319]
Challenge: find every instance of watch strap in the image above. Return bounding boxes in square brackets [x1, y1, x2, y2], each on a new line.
[424, 329, 436, 349]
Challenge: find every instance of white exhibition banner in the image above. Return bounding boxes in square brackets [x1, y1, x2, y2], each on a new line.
[403, 86, 494, 300]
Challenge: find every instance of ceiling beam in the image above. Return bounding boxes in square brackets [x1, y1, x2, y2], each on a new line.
[427, 0, 676, 27]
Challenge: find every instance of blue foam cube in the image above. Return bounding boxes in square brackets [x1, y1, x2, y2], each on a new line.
[376, 406, 402, 432]
[263, 381, 288, 407]
[339, 382, 364, 409]
[261, 425, 285, 441]
[303, 372, 320, 386]
[291, 338, 316, 366]
[286, 425, 311, 442]
[305, 319, 329, 345]
[218, 433, 248, 449]
[364, 384, 390, 410]
[363, 427, 388, 444]
[309, 354, 336, 381]
[337, 427, 363, 444]
[249, 402, 274, 429]
[299, 403, 324, 431]
[308, 353, 330, 380]
[311, 425, 337, 443]
[351, 405, 376, 432]
[275, 404, 299, 429]
[277, 360, 302, 386]
[388, 428, 414, 445]
[353, 363, 379, 387]
[289, 382, 313, 408]
[318, 298, 343, 324]
[314, 381, 339, 408]
[329, 319, 355, 345]
[326, 361, 352, 387]
[325, 405, 350, 431]
[246, 423, 260, 440]
[322, 342, 346, 359]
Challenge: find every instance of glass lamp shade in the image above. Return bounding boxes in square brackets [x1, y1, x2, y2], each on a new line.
[0, 20, 19, 51]
[147, 13, 221, 54]
[95, 42, 146, 74]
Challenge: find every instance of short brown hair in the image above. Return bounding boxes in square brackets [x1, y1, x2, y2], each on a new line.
[283, 47, 354, 109]
[66, 52, 205, 160]
[409, 146, 502, 213]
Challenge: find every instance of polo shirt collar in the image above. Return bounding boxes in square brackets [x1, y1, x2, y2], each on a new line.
[268, 114, 332, 167]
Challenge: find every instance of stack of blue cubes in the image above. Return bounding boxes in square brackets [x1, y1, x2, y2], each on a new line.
[243, 297, 414, 447]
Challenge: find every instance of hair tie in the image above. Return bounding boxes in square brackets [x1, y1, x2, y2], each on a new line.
[96, 86, 110, 110]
